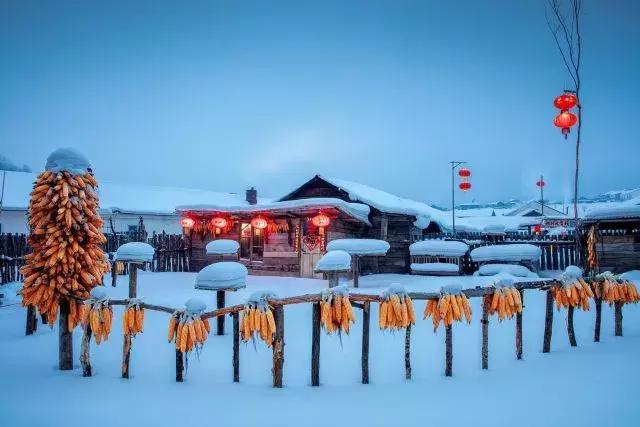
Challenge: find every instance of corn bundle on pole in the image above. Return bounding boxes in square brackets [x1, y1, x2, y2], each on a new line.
[319, 286, 356, 335]
[121, 302, 145, 379]
[311, 302, 321, 386]
[20, 149, 108, 370]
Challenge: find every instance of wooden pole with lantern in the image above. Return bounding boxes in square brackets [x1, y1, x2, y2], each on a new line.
[450, 162, 470, 237]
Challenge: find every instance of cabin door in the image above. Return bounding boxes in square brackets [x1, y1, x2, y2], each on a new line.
[300, 233, 323, 279]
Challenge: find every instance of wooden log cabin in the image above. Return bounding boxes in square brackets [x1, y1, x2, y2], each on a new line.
[177, 176, 445, 278]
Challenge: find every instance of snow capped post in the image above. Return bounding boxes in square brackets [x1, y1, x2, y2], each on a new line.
[20, 148, 108, 370]
[115, 242, 155, 299]
[326, 239, 390, 288]
[314, 250, 351, 288]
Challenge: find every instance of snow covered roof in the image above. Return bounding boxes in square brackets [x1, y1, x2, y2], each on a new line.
[326, 238, 390, 256]
[115, 242, 155, 262]
[583, 204, 640, 221]
[206, 240, 240, 255]
[195, 262, 248, 290]
[482, 224, 506, 234]
[314, 250, 352, 272]
[0, 155, 31, 173]
[177, 198, 371, 225]
[506, 201, 567, 217]
[470, 244, 541, 263]
[409, 240, 469, 257]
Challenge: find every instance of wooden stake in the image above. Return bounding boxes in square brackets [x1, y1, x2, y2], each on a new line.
[352, 255, 360, 288]
[232, 312, 240, 382]
[128, 263, 138, 298]
[445, 324, 453, 377]
[175, 349, 184, 382]
[542, 290, 554, 353]
[311, 302, 321, 386]
[216, 290, 225, 335]
[328, 272, 339, 288]
[272, 305, 284, 388]
[25, 305, 37, 336]
[614, 301, 623, 337]
[481, 295, 489, 370]
[404, 324, 412, 380]
[111, 258, 117, 287]
[361, 301, 370, 384]
[567, 305, 577, 347]
[58, 300, 73, 371]
[516, 289, 523, 360]
[594, 297, 602, 342]
[80, 323, 92, 377]
[121, 334, 132, 379]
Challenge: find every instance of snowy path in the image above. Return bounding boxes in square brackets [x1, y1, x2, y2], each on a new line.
[0, 272, 638, 427]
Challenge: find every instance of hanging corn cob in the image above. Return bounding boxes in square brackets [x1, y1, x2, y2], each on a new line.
[319, 285, 355, 334]
[487, 276, 522, 321]
[586, 226, 598, 271]
[167, 298, 210, 353]
[552, 266, 593, 311]
[20, 149, 109, 324]
[116, 261, 125, 275]
[378, 285, 416, 331]
[79, 287, 113, 344]
[594, 272, 640, 305]
[122, 300, 145, 336]
[424, 284, 471, 331]
[239, 291, 277, 347]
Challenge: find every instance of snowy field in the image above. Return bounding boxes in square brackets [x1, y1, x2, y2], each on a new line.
[1, 271, 639, 427]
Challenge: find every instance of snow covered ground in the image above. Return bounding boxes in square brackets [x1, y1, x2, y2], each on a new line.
[1, 272, 639, 426]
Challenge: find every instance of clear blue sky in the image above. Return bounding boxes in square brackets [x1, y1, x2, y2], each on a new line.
[1, 0, 638, 205]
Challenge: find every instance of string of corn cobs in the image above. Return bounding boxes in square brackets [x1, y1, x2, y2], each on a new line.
[552, 278, 593, 311]
[20, 168, 108, 325]
[586, 226, 598, 271]
[593, 274, 640, 305]
[424, 286, 471, 331]
[239, 303, 277, 347]
[79, 301, 113, 344]
[320, 286, 355, 334]
[379, 286, 416, 330]
[122, 303, 145, 336]
[487, 286, 522, 321]
[167, 311, 210, 353]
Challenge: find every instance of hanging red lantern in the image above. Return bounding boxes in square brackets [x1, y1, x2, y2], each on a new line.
[211, 217, 228, 229]
[553, 93, 578, 110]
[554, 110, 578, 139]
[458, 168, 471, 178]
[536, 179, 545, 188]
[459, 182, 471, 191]
[311, 213, 331, 228]
[181, 217, 195, 229]
[251, 216, 268, 230]
[533, 224, 542, 233]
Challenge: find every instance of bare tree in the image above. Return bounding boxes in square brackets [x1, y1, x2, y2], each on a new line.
[545, 0, 582, 225]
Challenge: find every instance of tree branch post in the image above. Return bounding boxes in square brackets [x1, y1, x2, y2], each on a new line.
[58, 299, 73, 370]
[543, 290, 554, 353]
[361, 301, 370, 384]
[80, 323, 93, 377]
[445, 325, 453, 377]
[614, 302, 623, 337]
[567, 306, 577, 347]
[25, 305, 37, 336]
[216, 290, 225, 335]
[404, 324, 412, 380]
[311, 302, 321, 386]
[481, 295, 489, 369]
[272, 305, 284, 388]
[232, 312, 240, 382]
[594, 296, 602, 342]
[516, 289, 524, 360]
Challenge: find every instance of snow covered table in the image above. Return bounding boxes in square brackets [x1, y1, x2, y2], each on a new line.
[314, 250, 352, 287]
[116, 242, 155, 298]
[205, 239, 240, 261]
[470, 244, 541, 271]
[326, 239, 390, 287]
[409, 240, 468, 275]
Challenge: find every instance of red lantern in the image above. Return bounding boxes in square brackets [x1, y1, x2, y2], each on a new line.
[536, 179, 545, 188]
[554, 110, 578, 139]
[458, 168, 471, 178]
[211, 217, 228, 228]
[533, 224, 542, 233]
[311, 213, 331, 227]
[553, 93, 578, 110]
[181, 217, 195, 229]
[459, 182, 471, 191]
[251, 216, 268, 230]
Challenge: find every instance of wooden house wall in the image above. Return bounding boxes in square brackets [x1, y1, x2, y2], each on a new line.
[363, 212, 414, 274]
[189, 228, 241, 273]
[597, 235, 640, 274]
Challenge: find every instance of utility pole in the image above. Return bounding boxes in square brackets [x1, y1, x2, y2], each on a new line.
[539, 175, 544, 216]
[450, 161, 467, 237]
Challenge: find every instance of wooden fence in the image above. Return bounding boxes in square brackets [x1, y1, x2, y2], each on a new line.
[0, 233, 29, 285]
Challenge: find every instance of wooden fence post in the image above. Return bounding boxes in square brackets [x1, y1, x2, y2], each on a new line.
[352, 255, 360, 288]
[232, 312, 239, 382]
[328, 272, 339, 288]
[111, 257, 117, 287]
[594, 296, 602, 342]
[361, 301, 370, 384]
[216, 291, 225, 335]
[516, 289, 523, 360]
[176, 349, 184, 382]
[272, 305, 284, 388]
[404, 324, 412, 380]
[128, 263, 138, 298]
[567, 306, 577, 347]
[58, 300, 73, 370]
[311, 302, 321, 386]
[25, 305, 37, 336]
[481, 295, 489, 369]
[121, 334, 132, 379]
[543, 290, 554, 353]
[445, 325, 453, 377]
[614, 302, 623, 336]
[80, 323, 93, 377]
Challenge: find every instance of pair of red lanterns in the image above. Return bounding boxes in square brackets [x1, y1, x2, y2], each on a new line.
[180, 216, 229, 229]
[553, 92, 578, 139]
[458, 168, 471, 191]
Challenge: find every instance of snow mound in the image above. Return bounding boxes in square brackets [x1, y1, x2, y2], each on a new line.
[440, 283, 463, 295]
[115, 242, 155, 262]
[382, 284, 408, 298]
[476, 263, 538, 278]
[409, 240, 469, 257]
[45, 148, 91, 175]
[470, 244, 541, 262]
[492, 273, 516, 288]
[585, 204, 640, 220]
[411, 263, 459, 274]
[206, 239, 240, 255]
[90, 287, 108, 300]
[315, 250, 352, 272]
[245, 291, 277, 308]
[195, 262, 248, 290]
[326, 239, 390, 256]
[482, 224, 506, 234]
[0, 154, 31, 172]
[620, 270, 640, 284]
[185, 298, 206, 315]
[564, 265, 583, 279]
[322, 284, 349, 299]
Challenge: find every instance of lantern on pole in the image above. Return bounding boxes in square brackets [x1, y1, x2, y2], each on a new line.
[251, 216, 268, 230]
[459, 182, 471, 191]
[554, 110, 578, 139]
[553, 93, 578, 110]
[458, 168, 471, 178]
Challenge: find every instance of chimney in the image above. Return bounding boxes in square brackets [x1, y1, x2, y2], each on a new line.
[246, 187, 257, 205]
